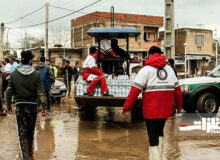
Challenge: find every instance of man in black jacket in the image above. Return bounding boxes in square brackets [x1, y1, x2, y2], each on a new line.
[73, 61, 82, 83]
[62, 60, 74, 96]
[6, 50, 47, 160]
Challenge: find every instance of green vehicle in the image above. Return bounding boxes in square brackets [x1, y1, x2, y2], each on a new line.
[179, 65, 220, 113]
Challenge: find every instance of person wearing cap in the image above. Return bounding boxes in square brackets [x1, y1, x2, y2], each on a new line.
[82, 46, 112, 97]
[121, 46, 183, 160]
[62, 60, 74, 96]
[6, 50, 48, 160]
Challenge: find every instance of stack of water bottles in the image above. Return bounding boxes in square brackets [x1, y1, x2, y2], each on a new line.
[76, 73, 142, 97]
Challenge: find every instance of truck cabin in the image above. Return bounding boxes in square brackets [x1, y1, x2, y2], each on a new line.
[87, 27, 140, 76]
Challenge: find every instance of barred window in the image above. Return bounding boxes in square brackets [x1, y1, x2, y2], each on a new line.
[195, 35, 204, 46]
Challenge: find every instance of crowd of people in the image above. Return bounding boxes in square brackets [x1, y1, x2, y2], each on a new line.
[0, 56, 82, 114]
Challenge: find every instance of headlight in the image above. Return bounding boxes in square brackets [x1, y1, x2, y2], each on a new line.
[181, 85, 189, 93]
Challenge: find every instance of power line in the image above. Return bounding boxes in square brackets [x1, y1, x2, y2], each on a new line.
[5, 4, 46, 24]
[50, 4, 147, 25]
[9, 0, 102, 29]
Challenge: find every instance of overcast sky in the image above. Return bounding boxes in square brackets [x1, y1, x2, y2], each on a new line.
[1, 0, 220, 47]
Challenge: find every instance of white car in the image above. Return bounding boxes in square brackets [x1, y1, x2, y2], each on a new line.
[50, 80, 67, 103]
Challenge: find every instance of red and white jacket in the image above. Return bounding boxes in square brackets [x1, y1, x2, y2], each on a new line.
[123, 53, 183, 119]
[94, 39, 116, 60]
[82, 53, 104, 81]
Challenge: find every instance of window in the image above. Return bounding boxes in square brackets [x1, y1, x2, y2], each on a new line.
[144, 32, 156, 42]
[195, 35, 204, 46]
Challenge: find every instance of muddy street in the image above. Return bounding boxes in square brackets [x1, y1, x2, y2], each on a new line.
[1, 97, 220, 160]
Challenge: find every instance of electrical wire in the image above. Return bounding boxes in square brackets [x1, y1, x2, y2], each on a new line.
[5, 4, 46, 24]
[49, 4, 150, 26]
[9, 0, 102, 29]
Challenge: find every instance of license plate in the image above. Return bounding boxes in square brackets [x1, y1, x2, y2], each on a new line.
[51, 89, 60, 94]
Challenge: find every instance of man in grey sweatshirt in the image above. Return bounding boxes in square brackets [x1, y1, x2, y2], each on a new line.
[6, 50, 47, 160]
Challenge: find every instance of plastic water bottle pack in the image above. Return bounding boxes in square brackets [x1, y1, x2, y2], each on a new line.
[76, 73, 142, 97]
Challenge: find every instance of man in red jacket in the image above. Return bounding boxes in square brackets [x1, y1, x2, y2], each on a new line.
[121, 46, 183, 160]
[82, 46, 112, 97]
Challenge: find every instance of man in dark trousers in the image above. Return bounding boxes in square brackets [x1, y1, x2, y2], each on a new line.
[6, 50, 48, 160]
[73, 61, 81, 83]
[62, 60, 74, 96]
[35, 57, 55, 111]
[121, 46, 182, 160]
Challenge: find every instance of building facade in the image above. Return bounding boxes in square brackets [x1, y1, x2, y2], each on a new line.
[175, 28, 213, 74]
[160, 28, 214, 75]
[71, 11, 163, 61]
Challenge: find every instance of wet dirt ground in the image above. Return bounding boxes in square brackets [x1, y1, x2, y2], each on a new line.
[1, 97, 220, 160]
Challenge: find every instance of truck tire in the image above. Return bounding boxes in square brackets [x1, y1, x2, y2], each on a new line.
[131, 104, 143, 121]
[197, 93, 219, 114]
[78, 105, 97, 120]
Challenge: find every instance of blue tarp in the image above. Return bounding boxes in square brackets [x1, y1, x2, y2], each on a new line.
[87, 27, 140, 38]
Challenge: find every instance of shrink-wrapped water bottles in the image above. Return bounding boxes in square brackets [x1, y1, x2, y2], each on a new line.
[75, 73, 139, 97]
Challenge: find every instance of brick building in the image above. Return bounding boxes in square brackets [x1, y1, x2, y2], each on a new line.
[160, 28, 214, 74]
[71, 11, 163, 60]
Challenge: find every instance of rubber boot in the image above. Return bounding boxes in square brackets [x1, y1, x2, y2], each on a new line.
[149, 146, 160, 160]
[159, 137, 164, 160]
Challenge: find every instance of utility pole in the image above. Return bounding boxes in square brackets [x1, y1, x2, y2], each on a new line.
[6, 28, 9, 51]
[110, 5, 114, 27]
[184, 43, 187, 78]
[216, 40, 218, 66]
[164, 0, 175, 59]
[45, 2, 49, 59]
[0, 23, 4, 60]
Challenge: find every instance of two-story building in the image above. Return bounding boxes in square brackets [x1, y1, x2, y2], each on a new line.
[71, 11, 163, 64]
[175, 28, 213, 74]
[160, 28, 213, 75]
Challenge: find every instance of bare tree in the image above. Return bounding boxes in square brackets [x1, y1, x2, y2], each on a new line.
[18, 34, 44, 49]
[49, 25, 70, 47]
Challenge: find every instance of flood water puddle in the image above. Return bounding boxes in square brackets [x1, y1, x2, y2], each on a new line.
[1, 98, 220, 160]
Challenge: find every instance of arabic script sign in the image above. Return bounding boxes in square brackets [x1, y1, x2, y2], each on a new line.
[174, 113, 220, 136]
